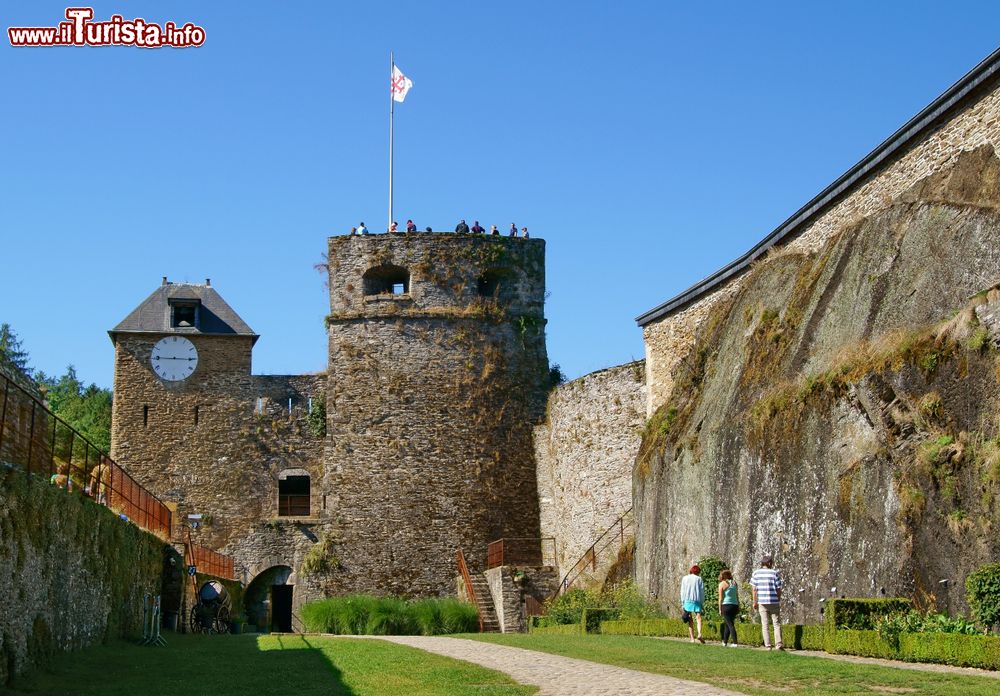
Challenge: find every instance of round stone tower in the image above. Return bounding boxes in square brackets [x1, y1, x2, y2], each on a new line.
[324, 232, 549, 596]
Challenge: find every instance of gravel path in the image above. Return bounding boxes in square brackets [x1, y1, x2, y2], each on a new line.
[372, 635, 744, 695]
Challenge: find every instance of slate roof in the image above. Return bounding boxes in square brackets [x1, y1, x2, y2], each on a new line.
[109, 281, 258, 344]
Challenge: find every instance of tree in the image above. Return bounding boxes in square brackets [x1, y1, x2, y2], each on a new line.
[36, 366, 113, 453]
[0, 322, 32, 380]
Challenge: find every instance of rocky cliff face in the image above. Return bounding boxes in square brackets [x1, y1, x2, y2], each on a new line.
[635, 146, 1000, 622]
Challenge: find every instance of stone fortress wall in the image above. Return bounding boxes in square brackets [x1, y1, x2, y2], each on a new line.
[110, 233, 550, 606]
[632, 51, 1000, 619]
[535, 360, 645, 581]
[641, 63, 1000, 415]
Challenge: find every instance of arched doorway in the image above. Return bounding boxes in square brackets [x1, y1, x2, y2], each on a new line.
[245, 565, 293, 633]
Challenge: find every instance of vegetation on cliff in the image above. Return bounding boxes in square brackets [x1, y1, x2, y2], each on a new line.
[634, 146, 1000, 618]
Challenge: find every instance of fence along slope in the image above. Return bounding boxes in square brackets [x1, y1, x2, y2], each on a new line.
[0, 371, 172, 537]
[558, 507, 633, 595]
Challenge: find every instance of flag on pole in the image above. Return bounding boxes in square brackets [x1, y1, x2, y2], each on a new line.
[391, 64, 413, 103]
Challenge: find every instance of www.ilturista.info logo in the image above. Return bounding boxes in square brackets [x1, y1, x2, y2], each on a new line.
[8, 7, 205, 48]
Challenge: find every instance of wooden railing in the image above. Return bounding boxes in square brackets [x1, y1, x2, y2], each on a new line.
[189, 538, 236, 579]
[278, 494, 310, 517]
[557, 507, 633, 595]
[456, 548, 484, 633]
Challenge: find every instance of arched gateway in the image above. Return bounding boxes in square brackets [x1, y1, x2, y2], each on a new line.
[245, 565, 294, 633]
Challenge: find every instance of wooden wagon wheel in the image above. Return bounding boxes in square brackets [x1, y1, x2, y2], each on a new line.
[189, 604, 204, 634]
[214, 605, 231, 635]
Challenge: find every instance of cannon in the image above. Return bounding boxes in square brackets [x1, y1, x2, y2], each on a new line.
[189, 580, 232, 634]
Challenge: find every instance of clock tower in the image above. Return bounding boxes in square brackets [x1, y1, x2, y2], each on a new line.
[108, 277, 260, 538]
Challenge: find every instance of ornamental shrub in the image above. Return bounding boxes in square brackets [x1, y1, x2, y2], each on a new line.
[966, 562, 1000, 632]
[696, 555, 729, 621]
[826, 598, 912, 630]
[540, 580, 663, 627]
[875, 611, 979, 647]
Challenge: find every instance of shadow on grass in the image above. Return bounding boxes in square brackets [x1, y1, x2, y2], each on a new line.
[7, 634, 355, 696]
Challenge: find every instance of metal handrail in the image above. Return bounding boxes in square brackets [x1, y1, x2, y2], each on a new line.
[456, 548, 485, 633]
[557, 507, 634, 595]
[0, 372, 172, 538]
[486, 536, 557, 569]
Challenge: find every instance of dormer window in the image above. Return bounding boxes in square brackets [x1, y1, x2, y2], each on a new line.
[169, 299, 200, 328]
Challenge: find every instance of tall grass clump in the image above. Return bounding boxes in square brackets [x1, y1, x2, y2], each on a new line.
[438, 598, 479, 633]
[365, 596, 417, 635]
[301, 595, 477, 635]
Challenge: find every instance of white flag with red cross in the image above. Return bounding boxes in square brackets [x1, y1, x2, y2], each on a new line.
[391, 64, 413, 103]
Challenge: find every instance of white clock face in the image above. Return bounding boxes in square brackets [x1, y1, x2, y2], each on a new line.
[150, 336, 198, 381]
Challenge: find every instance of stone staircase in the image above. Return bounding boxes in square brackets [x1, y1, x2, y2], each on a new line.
[466, 571, 501, 632]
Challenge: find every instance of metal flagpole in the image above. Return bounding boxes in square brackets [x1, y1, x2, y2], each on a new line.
[389, 51, 394, 232]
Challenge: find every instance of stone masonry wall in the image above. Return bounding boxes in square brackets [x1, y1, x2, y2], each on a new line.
[110, 333, 327, 613]
[324, 233, 549, 596]
[643, 78, 1000, 414]
[0, 471, 163, 685]
[535, 360, 645, 580]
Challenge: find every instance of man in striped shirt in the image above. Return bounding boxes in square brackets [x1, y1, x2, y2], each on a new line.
[750, 555, 783, 650]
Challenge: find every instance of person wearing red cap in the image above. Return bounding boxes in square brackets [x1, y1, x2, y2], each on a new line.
[680, 564, 705, 643]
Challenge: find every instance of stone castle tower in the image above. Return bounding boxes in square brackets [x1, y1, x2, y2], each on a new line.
[108, 233, 548, 613]
[323, 233, 548, 595]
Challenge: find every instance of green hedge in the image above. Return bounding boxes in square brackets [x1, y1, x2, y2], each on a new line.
[581, 608, 618, 634]
[600, 618, 824, 649]
[825, 627, 1000, 669]
[826, 598, 912, 630]
[898, 631, 1000, 670]
[825, 628, 896, 659]
[602, 616, 1000, 670]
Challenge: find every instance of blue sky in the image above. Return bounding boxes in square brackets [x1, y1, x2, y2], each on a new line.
[3, 1, 999, 389]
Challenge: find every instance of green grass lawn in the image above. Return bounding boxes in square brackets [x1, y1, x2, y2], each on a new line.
[6, 633, 536, 696]
[463, 633, 1000, 696]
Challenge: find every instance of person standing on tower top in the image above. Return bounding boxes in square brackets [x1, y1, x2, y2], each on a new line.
[406, 219, 417, 233]
[389, 221, 398, 233]
[490, 225, 499, 235]
[521, 227, 529, 238]
[471, 220, 485, 234]
[509, 223, 517, 237]
[358, 222, 369, 235]
[455, 219, 470, 234]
